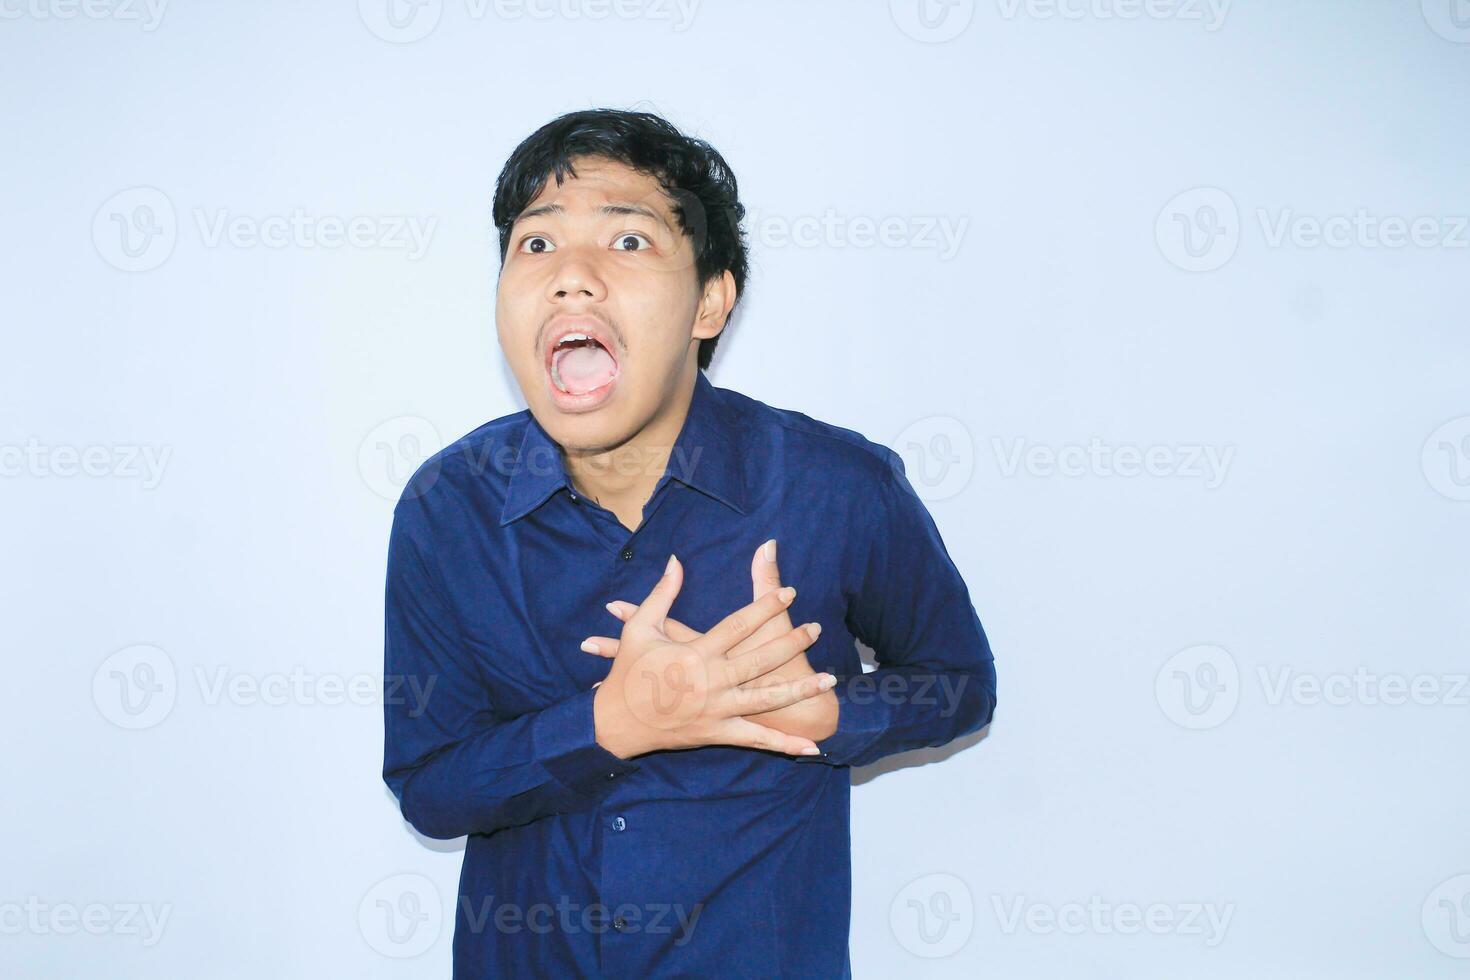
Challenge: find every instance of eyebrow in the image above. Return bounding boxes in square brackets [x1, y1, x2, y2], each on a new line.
[513, 201, 670, 231]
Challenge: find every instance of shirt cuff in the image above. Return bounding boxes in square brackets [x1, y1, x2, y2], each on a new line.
[532, 687, 641, 794]
[791, 673, 888, 766]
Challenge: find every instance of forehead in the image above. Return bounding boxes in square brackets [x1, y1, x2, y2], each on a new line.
[515, 157, 676, 226]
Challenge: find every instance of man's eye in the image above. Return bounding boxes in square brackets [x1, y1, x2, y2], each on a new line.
[613, 233, 652, 252]
[520, 236, 554, 254]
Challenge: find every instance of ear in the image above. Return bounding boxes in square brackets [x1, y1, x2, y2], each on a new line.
[691, 269, 737, 341]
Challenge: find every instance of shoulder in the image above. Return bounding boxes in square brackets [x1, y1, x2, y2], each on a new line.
[713, 380, 905, 494]
[393, 408, 531, 519]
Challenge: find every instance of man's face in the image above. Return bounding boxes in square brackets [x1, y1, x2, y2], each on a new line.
[495, 156, 729, 455]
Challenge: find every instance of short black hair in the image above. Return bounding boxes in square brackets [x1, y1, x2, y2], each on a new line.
[492, 108, 749, 371]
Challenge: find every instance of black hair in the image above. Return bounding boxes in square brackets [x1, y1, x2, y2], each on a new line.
[491, 108, 749, 371]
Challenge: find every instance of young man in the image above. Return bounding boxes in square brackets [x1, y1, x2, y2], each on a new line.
[382, 108, 997, 978]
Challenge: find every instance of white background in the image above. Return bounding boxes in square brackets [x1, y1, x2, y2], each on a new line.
[3, 1, 1469, 976]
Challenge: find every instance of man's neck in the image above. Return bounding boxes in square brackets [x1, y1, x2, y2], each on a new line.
[561, 365, 697, 530]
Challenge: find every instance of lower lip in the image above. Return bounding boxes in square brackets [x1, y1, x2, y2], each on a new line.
[545, 361, 620, 413]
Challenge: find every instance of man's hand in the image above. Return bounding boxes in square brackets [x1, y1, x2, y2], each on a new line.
[583, 540, 840, 744]
[590, 553, 837, 759]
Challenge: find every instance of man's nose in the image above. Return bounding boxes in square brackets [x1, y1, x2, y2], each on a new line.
[547, 245, 608, 301]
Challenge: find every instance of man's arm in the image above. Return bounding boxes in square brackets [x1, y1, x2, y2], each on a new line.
[382, 496, 639, 841]
[794, 448, 997, 767]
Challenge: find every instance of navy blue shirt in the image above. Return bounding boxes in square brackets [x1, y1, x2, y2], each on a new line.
[382, 369, 997, 978]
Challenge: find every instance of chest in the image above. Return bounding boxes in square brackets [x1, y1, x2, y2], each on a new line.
[446, 480, 858, 717]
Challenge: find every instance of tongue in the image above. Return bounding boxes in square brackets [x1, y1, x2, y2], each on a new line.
[554, 345, 618, 394]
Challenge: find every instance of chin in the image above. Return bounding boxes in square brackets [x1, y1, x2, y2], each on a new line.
[539, 408, 626, 454]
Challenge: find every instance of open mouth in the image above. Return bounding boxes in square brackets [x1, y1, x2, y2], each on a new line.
[546, 331, 620, 397]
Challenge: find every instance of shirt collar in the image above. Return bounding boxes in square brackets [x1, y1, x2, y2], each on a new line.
[498, 369, 749, 527]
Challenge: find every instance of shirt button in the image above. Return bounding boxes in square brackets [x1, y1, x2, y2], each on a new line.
[619, 547, 634, 561]
[612, 916, 628, 931]
[606, 771, 619, 780]
[612, 816, 626, 831]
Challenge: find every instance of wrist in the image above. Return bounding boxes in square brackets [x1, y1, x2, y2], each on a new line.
[803, 689, 839, 741]
[811, 689, 839, 740]
[593, 683, 660, 759]
[747, 688, 839, 742]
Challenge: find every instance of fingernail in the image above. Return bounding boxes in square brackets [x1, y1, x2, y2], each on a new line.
[778, 586, 796, 604]
[580, 639, 600, 654]
[666, 554, 678, 574]
[801, 746, 821, 755]
[763, 538, 776, 562]
[605, 601, 621, 617]
[818, 673, 837, 690]
[805, 622, 822, 641]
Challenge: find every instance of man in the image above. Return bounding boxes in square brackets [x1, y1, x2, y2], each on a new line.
[382, 108, 997, 978]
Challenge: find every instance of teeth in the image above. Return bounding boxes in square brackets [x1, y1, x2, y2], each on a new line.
[554, 331, 608, 353]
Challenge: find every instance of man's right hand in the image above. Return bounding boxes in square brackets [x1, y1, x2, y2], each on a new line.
[592, 554, 836, 759]
[585, 540, 839, 743]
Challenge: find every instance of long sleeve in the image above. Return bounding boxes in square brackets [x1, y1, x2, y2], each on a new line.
[796, 448, 997, 768]
[381, 495, 639, 840]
